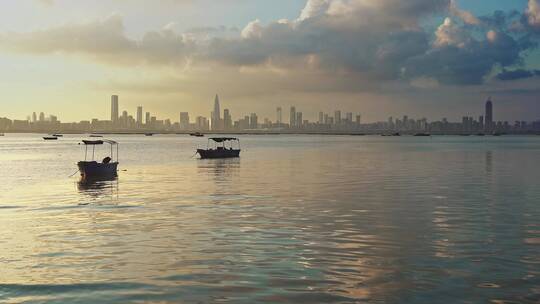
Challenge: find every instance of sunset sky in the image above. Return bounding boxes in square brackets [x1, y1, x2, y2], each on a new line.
[0, 0, 539, 122]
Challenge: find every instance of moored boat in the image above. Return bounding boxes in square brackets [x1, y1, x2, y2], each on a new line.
[197, 137, 241, 159]
[77, 140, 119, 178]
[190, 132, 204, 137]
[43, 136, 58, 140]
[414, 133, 431, 137]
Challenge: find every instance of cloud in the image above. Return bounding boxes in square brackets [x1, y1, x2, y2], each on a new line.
[527, 0, 540, 28]
[35, 0, 54, 7]
[1, 0, 539, 88]
[0, 15, 195, 65]
[449, 0, 480, 25]
[496, 69, 540, 81]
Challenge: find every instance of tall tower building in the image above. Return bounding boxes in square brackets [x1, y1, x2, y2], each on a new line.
[32, 112, 37, 123]
[137, 106, 143, 125]
[212, 94, 222, 130]
[111, 95, 119, 123]
[319, 112, 324, 124]
[39, 112, 45, 122]
[290, 106, 296, 128]
[180, 112, 190, 130]
[485, 98, 493, 132]
[276, 107, 282, 125]
[224, 109, 232, 130]
[145, 112, 151, 125]
[334, 110, 341, 125]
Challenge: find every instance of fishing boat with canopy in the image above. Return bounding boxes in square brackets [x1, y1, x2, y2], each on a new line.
[196, 137, 241, 159]
[78, 139, 119, 178]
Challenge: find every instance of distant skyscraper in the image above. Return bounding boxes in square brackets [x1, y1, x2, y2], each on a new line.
[276, 107, 282, 124]
[111, 95, 119, 123]
[137, 106, 143, 125]
[319, 112, 324, 124]
[479, 115, 484, 130]
[346, 112, 353, 122]
[31, 112, 37, 123]
[180, 112, 190, 130]
[334, 110, 341, 125]
[296, 112, 303, 127]
[290, 106, 296, 128]
[356, 114, 361, 125]
[485, 98, 493, 132]
[39, 112, 45, 122]
[145, 112, 150, 125]
[223, 109, 232, 130]
[250, 113, 258, 129]
[212, 94, 222, 130]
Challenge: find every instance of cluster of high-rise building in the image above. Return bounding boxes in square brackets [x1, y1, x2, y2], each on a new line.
[1, 96, 539, 134]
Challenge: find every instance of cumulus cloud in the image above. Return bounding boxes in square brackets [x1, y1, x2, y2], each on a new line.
[0, 15, 195, 65]
[527, 0, 540, 28]
[496, 69, 540, 81]
[1, 0, 539, 87]
[449, 0, 480, 25]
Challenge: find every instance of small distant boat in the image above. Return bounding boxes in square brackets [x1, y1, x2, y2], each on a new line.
[0, 133, 4, 136]
[476, 133, 485, 136]
[493, 133, 503, 136]
[197, 137, 241, 159]
[89, 134, 103, 138]
[43, 136, 58, 140]
[145, 133, 154, 136]
[190, 132, 204, 137]
[52, 134, 63, 137]
[414, 133, 431, 137]
[78, 140, 119, 178]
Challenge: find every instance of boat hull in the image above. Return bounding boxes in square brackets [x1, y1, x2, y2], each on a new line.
[197, 149, 240, 159]
[78, 161, 118, 178]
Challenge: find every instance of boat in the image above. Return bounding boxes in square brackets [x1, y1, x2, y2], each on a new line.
[190, 132, 205, 137]
[414, 133, 431, 137]
[382, 132, 400, 136]
[77, 140, 119, 178]
[89, 134, 103, 138]
[492, 132, 503, 136]
[52, 134, 63, 137]
[43, 136, 58, 140]
[145, 133, 154, 136]
[476, 133, 485, 136]
[197, 137, 241, 159]
[0, 133, 4, 136]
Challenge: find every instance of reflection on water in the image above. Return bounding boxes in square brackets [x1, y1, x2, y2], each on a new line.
[77, 176, 119, 201]
[0, 134, 539, 304]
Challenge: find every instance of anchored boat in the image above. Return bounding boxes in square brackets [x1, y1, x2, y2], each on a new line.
[197, 137, 241, 159]
[78, 140, 119, 178]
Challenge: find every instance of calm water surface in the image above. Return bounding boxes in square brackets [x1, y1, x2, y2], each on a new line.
[0, 134, 539, 303]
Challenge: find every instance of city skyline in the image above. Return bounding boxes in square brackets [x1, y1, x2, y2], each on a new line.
[2, 94, 539, 134]
[0, 1, 540, 122]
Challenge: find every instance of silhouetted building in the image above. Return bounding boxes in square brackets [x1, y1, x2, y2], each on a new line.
[111, 95, 119, 123]
[180, 112, 190, 130]
[224, 109, 232, 130]
[290, 106, 296, 128]
[276, 107, 282, 125]
[334, 111, 341, 125]
[485, 98, 493, 132]
[137, 106, 143, 125]
[211, 94, 222, 131]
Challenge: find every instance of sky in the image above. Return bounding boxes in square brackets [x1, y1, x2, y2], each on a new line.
[0, 0, 539, 123]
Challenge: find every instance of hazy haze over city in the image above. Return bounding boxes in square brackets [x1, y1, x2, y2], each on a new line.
[0, 0, 539, 122]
